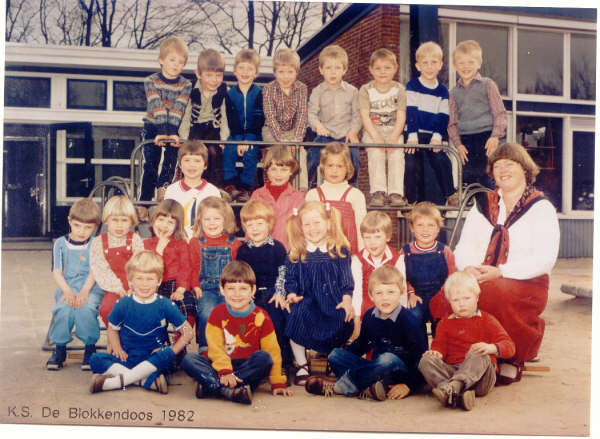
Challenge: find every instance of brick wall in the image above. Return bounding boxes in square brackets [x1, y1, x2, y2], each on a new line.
[298, 5, 405, 248]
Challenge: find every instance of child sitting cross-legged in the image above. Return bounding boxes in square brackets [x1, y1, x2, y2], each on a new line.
[305, 266, 427, 401]
[418, 271, 515, 411]
[89, 251, 193, 394]
[182, 261, 293, 404]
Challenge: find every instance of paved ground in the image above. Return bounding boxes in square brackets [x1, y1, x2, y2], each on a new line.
[0, 248, 596, 438]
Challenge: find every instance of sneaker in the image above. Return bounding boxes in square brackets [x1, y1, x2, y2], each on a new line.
[152, 374, 169, 394]
[358, 380, 387, 401]
[236, 189, 251, 203]
[388, 193, 408, 207]
[46, 345, 66, 370]
[446, 191, 460, 206]
[370, 191, 386, 207]
[305, 376, 337, 397]
[460, 389, 476, 411]
[220, 384, 252, 405]
[195, 382, 204, 399]
[81, 345, 96, 371]
[223, 185, 240, 201]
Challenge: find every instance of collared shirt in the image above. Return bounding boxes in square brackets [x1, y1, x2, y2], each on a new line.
[307, 81, 361, 139]
[246, 235, 275, 248]
[263, 79, 308, 141]
[306, 242, 329, 253]
[372, 304, 402, 322]
[449, 309, 482, 319]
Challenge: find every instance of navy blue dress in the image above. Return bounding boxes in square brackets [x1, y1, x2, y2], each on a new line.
[284, 247, 354, 353]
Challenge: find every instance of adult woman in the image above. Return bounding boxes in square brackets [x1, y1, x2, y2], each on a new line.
[431, 143, 559, 382]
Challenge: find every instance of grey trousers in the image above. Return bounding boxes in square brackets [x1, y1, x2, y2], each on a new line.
[418, 351, 497, 396]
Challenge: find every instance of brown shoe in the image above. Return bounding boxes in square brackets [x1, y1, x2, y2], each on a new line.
[223, 185, 240, 201]
[388, 193, 408, 207]
[358, 380, 387, 401]
[136, 206, 149, 223]
[305, 375, 337, 397]
[220, 384, 252, 405]
[460, 389, 476, 411]
[446, 191, 460, 206]
[370, 191, 386, 207]
[90, 373, 122, 393]
[219, 188, 233, 202]
[151, 373, 168, 394]
[236, 189, 251, 203]
[293, 363, 311, 386]
[156, 186, 166, 202]
[432, 381, 454, 407]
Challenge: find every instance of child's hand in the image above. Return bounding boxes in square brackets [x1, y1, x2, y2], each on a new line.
[349, 316, 361, 341]
[193, 287, 202, 299]
[269, 294, 288, 310]
[153, 134, 170, 146]
[315, 123, 330, 137]
[406, 139, 418, 154]
[345, 130, 359, 144]
[283, 293, 303, 313]
[170, 287, 185, 301]
[430, 137, 442, 153]
[456, 144, 469, 165]
[220, 373, 242, 388]
[62, 290, 77, 307]
[75, 290, 89, 309]
[237, 144, 250, 156]
[272, 387, 294, 396]
[387, 383, 410, 400]
[485, 136, 499, 156]
[423, 349, 443, 359]
[219, 144, 225, 150]
[168, 134, 181, 146]
[469, 342, 498, 356]
[406, 292, 422, 309]
[113, 347, 128, 362]
[336, 295, 354, 322]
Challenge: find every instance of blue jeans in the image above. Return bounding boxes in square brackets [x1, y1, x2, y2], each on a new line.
[182, 350, 273, 395]
[328, 348, 408, 396]
[196, 288, 225, 349]
[140, 143, 179, 201]
[223, 136, 261, 188]
[307, 136, 361, 188]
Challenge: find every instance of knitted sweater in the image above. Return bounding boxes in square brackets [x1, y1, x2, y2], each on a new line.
[143, 72, 192, 139]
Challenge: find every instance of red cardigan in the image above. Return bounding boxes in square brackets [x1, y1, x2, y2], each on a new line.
[431, 310, 515, 369]
[143, 236, 191, 290]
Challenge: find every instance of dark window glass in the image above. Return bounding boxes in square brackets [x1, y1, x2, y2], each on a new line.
[456, 23, 508, 95]
[102, 139, 135, 159]
[113, 81, 146, 111]
[572, 131, 594, 211]
[66, 164, 94, 197]
[67, 79, 106, 109]
[571, 34, 596, 100]
[66, 136, 89, 158]
[4, 76, 51, 108]
[101, 165, 129, 181]
[518, 30, 563, 95]
[438, 22, 449, 88]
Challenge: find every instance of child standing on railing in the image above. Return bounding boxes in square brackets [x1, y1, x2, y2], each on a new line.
[141, 37, 192, 202]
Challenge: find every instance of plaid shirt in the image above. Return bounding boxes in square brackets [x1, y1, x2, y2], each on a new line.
[263, 80, 308, 141]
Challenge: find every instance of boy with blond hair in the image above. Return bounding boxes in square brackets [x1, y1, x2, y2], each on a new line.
[307, 44, 361, 188]
[182, 261, 292, 404]
[306, 266, 426, 401]
[262, 48, 309, 190]
[419, 271, 515, 410]
[448, 40, 507, 189]
[89, 251, 193, 394]
[405, 41, 457, 206]
[47, 198, 103, 371]
[141, 36, 192, 201]
[223, 49, 265, 202]
[359, 48, 407, 207]
[180, 49, 230, 189]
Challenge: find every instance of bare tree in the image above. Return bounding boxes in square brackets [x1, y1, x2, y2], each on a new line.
[6, 0, 39, 42]
[322, 2, 342, 25]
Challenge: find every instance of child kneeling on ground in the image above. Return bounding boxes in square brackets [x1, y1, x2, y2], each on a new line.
[182, 261, 293, 405]
[89, 251, 193, 394]
[305, 265, 427, 401]
[418, 271, 515, 410]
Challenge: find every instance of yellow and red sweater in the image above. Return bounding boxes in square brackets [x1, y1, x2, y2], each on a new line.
[205, 303, 286, 390]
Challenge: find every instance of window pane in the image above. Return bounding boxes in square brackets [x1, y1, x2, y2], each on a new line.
[66, 164, 94, 197]
[67, 79, 106, 109]
[456, 23, 508, 95]
[518, 30, 563, 95]
[438, 22, 449, 87]
[516, 116, 562, 209]
[571, 34, 596, 100]
[66, 136, 89, 158]
[114, 81, 146, 111]
[101, 165, 129, 182]
[102, 138, 136, 160]
[4, 76, 50, 107]
[572, 131, 594, 211]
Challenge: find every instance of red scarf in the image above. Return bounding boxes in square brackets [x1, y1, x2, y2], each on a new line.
[477, 187, 546, 266]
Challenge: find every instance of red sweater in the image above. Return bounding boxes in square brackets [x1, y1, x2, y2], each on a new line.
[431, 310, 515, 369]
[144, 236, 191, 290]
[188, 234, 242, 289]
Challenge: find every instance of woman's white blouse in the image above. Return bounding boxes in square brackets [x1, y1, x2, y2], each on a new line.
[454, 190, 560, 280]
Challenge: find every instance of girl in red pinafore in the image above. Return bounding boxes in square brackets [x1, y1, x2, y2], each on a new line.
[144, 199, 196, 362]
[305, 142, 366, 254]
[90, 196, 144, 350]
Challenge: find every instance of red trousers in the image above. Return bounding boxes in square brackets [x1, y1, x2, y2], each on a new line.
[99, 291, 120, 327]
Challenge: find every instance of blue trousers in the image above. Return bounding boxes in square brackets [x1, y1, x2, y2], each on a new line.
[328, 348, 409, 396]
[223, 140, 261, 188]
[49, 290, 103, 345]
[196, 288, 225, 349]
[140, 143, 179, 201]
[461, 130, 495, 189]
[182, 350, 273, 395]
[307, 136, 361, 188]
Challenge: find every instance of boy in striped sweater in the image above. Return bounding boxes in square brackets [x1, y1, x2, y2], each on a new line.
[404, 41, 457, 206]
[141, 37, 192, 201]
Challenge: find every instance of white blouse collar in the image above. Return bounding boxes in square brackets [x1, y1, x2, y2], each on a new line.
[307, 242, 329, 253]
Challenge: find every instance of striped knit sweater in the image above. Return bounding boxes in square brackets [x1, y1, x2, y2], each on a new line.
[143, 72, 192, 139]
[405, 77, 449, 143]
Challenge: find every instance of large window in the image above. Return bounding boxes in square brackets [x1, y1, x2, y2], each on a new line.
[456, 23, 508, 95]
[4, 76, 51, 107]
[67, 79, 107, 110]
[438, 22, 449, 87]
[572, 131, 594, 211]
[571, 33, 596, 100]
[518, 30, 563, 96]
[113, 81, 146, 111]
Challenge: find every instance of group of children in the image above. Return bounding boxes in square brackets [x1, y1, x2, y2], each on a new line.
[140, 35, 506, 209]
[45, 35, 515, 411]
